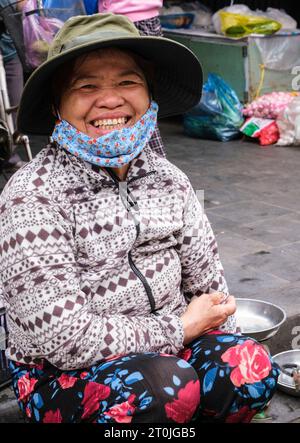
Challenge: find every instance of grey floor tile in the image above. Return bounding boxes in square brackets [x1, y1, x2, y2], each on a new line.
[204, 190, 254, 209]
[235, 214, 300, 248]
[220, 257, 289, 299]
[206, 200, 293, 226]
[215, 231, 271, 260]
[238, 248, 300, 284]
[272, 242, 300, 260]
[205, 211, 238, 235]
[234, 176, 300, 211]
[267, 390, 300, 423]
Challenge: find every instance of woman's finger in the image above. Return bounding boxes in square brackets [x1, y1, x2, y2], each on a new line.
[223, 296, 236, 315]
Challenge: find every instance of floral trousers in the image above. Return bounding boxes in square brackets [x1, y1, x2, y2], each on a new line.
[9, 332, 280, 423]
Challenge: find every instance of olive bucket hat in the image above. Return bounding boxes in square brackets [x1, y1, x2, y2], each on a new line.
[17, 13, 203, 135]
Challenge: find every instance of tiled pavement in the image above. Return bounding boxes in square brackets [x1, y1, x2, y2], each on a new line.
[161, 118, 300, 423]
[0, 119, 299, 422]
[161, 118, 300, 330]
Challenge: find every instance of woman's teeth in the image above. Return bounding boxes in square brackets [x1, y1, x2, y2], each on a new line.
[92, 117, 128, 128]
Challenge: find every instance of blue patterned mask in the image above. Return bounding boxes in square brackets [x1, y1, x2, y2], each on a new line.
[51, 101, 158, 167]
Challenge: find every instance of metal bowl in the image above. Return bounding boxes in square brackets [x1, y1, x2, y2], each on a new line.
[235, 298, 286, 342]
[272, 350, 300, 397]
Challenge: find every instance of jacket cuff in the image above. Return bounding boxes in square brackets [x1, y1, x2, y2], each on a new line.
[158, 314, 185, 354]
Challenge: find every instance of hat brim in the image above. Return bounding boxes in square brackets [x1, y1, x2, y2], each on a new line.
[17, 36, 203, 135]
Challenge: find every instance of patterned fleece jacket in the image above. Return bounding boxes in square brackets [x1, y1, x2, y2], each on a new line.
[0, 144, 236, 370]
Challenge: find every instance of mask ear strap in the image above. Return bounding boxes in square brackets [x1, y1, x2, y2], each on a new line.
[51, 104, 62, 120]
[55, 108, 62, 120]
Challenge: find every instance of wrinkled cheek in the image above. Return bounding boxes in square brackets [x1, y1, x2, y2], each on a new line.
[60, 98, 88, 130]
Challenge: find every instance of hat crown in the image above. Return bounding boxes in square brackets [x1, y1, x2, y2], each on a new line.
[17, 12, 202, 135]
[48, 13, 140, 60]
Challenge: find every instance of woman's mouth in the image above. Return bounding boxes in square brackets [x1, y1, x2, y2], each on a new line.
[90, 116, 130, 132]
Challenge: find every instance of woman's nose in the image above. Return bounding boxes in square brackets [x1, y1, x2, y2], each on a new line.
[94, 87, 125, 108]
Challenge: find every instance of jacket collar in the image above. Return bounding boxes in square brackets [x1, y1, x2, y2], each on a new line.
[126, 143, 158, 183]
[63, 143, 159, 185]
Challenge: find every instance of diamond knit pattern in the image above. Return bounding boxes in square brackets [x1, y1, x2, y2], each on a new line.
[0, 144, 235, 370]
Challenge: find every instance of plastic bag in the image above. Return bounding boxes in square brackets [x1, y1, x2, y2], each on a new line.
[276, 97, 300, 146]
[264, 8, 297, 31]
[218, 11, 281, 38]
[183, 73, 244, 142]
[23, 0, 64, 69]
[193, 10, 212, 28]
[83, 0, 98, 15]
[259, 121, 279, 146]
[243, 92, 299, 119]
[180, 1, 213, 28]
[212, 4, 252, 34]
[254, 34, 300, 72]
[42, 0, 87, 19]
[240, 117, 279, 146]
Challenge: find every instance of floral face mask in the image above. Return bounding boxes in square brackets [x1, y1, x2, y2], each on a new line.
[51, 101, 158, 168]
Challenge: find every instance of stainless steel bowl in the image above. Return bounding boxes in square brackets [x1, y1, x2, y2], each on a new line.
[272, 350, 300, 397]
[235, 298, 286, 342]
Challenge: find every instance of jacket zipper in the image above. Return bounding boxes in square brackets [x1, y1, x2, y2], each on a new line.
[128, 252, 156, 313]
[127, 171, 156, 185]
[104, 167, 157, 314]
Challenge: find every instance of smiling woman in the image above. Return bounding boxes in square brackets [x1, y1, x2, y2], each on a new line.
[52, 48, 154, 135]
[57, 49, 150, 138]
[51, 48, 154, 180]
[0, 13, 280, 424]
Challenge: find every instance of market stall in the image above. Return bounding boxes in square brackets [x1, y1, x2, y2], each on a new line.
[163, 28, 300, 103]
[160, 1, 300, 146]
[161, 1, 300, 103]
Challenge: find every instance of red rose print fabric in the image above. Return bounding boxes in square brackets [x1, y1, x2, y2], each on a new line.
[9, 334, 279, 423]
[221, 340, 272, 387]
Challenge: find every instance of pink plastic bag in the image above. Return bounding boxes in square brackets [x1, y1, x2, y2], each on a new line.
[22, 0, 64, 69]
[243, 92, 299, 120]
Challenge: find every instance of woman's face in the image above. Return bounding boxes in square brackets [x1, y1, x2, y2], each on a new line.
[59, 48, 150, 138]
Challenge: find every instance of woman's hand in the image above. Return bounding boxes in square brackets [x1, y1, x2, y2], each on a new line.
[180, 292, 236, 345]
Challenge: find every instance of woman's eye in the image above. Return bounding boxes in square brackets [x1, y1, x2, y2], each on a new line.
[119, 80, 136, 86]
[80, 84, 97, 90]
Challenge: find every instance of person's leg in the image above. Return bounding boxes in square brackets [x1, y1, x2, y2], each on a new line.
[9, 353, 200, 423]
[179, 332, 280, 423]
[4, 55, 23, 128]
[3, 55, 26, 169]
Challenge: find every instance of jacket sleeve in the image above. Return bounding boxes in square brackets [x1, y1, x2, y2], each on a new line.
[0, 192, 184, 370]
[174, 184, 236, 333]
